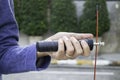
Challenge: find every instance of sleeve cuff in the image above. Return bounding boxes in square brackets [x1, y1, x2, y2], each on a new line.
[26, 44, 51, 71]
[36, 56, 51, 70]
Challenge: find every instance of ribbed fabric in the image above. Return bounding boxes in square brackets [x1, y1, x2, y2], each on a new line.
[0, 0, 51, 80]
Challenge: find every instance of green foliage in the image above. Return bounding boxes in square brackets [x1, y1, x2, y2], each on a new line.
[79, 0, 110, 36]
[51, 0, 78, 33]
[14, 0, 48, 36]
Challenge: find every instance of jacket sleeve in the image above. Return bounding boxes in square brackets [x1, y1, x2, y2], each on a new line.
[0, 0, 51, 74]
[0, 44, 51, 74]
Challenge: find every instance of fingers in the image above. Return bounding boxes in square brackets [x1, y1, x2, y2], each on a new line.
[81, 40, 90, 56]
[55, 39, 66, 60]
[47, 32, 93, 40]
[51, 36, 91, 60]
[69, 33, 93, 40]
[55, 36, 75, 60]
[63, 36, 74, 57]
[61, 32, 94, 39]
[63, 36, 90, 59]
[70, 37, 83, 58]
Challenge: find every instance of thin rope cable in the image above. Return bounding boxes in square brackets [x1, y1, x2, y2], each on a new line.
[93, 4, 99, 80]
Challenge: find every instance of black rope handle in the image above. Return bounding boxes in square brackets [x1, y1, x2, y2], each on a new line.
[36, 39, 94, 52]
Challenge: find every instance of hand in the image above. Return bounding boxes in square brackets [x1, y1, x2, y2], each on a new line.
[46, 36, 91, 60]
[46, 32, 93, 40]
[37, 32, 93, 60]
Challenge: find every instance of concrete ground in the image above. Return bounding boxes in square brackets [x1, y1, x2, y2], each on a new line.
[2, 65, 120, 80]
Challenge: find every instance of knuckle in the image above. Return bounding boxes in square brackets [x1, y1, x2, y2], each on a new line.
[59, 41, 63, 45]
[75, 48, 83, 55]
[75, 41, 79, 45]
[59, 50, 64, 54]
[79, 48, 83, 53]
[77, 50, 83, 55]
[68, 48, 74, 54]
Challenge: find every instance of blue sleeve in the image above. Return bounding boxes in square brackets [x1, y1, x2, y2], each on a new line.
[0, 0, 51, 74]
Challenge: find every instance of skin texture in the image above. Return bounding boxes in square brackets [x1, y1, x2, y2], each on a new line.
[37, 32, 93, 60]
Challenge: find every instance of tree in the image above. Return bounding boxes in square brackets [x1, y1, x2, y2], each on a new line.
[51, 0, 78, 33]
[100, 2, 120, 54]
[79, 0, 110, 36]
[14, 0, 48, 36]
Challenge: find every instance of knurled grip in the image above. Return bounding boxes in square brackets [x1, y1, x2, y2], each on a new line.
[36, 39, 93, 52]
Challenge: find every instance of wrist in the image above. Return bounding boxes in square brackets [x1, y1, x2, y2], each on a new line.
[37, 52, 49, 58]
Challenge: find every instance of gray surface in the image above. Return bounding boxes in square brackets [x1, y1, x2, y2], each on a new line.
[2, 65, 120, 80]
[99, 53, 120, 61]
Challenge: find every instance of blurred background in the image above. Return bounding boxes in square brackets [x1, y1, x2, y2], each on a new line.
[2, 0, 120, 80]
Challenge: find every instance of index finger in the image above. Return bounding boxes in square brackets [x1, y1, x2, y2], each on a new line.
[69, 33, 94, 40]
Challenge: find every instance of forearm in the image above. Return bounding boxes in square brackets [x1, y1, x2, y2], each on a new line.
[0, 44, 51, 74]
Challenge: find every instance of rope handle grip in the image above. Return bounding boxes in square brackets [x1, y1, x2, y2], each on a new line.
[36, 39, 94, 52]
